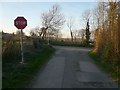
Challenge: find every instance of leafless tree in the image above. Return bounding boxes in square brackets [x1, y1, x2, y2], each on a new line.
[67, 17, 74, 42]
[78, 29, 86, 44]
[30, 27, 39, 37]
[92, 2, 120, 78]
[82, 10, 91, 23]
[41, 4, 65, 40]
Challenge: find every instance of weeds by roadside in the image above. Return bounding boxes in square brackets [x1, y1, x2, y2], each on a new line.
[88, 51, 120, 85]
[2, 45, 55, 88]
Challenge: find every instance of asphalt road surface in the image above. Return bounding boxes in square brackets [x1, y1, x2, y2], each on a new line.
[29, 46, 118, 88]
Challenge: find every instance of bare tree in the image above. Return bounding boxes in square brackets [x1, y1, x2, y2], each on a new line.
[67, 17, 74, 42]
[82, 10, 91, 23]
[78, 29, 86, 44]
[41, 4, 65, 40]
[92, 1, 119, 76]
[30, 27, 39, 37]
[30, 27, 42, 48]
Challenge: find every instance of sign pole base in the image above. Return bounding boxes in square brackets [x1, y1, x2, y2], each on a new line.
[19, 61, 25, 64]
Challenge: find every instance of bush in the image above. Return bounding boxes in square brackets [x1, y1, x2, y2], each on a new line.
[2, 35, 21, 63]
[2, 45, 55, 88]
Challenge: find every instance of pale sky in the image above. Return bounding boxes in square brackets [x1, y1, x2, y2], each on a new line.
[0, 2, 98, 38]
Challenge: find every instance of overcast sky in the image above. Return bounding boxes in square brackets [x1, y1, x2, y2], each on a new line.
[0, 2, 98, 38]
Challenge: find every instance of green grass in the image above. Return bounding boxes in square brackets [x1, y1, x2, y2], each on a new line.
[88, 51, 120, 85]
[16, 41, 32, 45]
[2, 45, 55, 88]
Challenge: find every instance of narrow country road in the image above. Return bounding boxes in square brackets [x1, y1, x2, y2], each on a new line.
[29, 46, 118, 88]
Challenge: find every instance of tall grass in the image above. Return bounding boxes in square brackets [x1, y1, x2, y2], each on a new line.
[3, 45, 55, 88]
[89, 51, 120, 85]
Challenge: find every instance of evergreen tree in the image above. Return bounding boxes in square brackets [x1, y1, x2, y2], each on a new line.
[85, 19, 91, 46]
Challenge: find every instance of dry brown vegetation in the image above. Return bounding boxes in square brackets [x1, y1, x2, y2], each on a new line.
[92, 1, 120, 83]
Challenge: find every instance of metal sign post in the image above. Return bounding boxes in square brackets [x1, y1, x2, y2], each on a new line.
[14, 16, 27, 64]
[20, 29, 24, 63]
[47, 30, 50, 45]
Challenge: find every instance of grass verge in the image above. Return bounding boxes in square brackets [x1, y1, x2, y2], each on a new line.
[3, 45, 55, 88]
[88, 51, 120, 85]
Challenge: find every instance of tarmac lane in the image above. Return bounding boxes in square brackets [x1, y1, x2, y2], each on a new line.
[29, 46, 118, 88]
